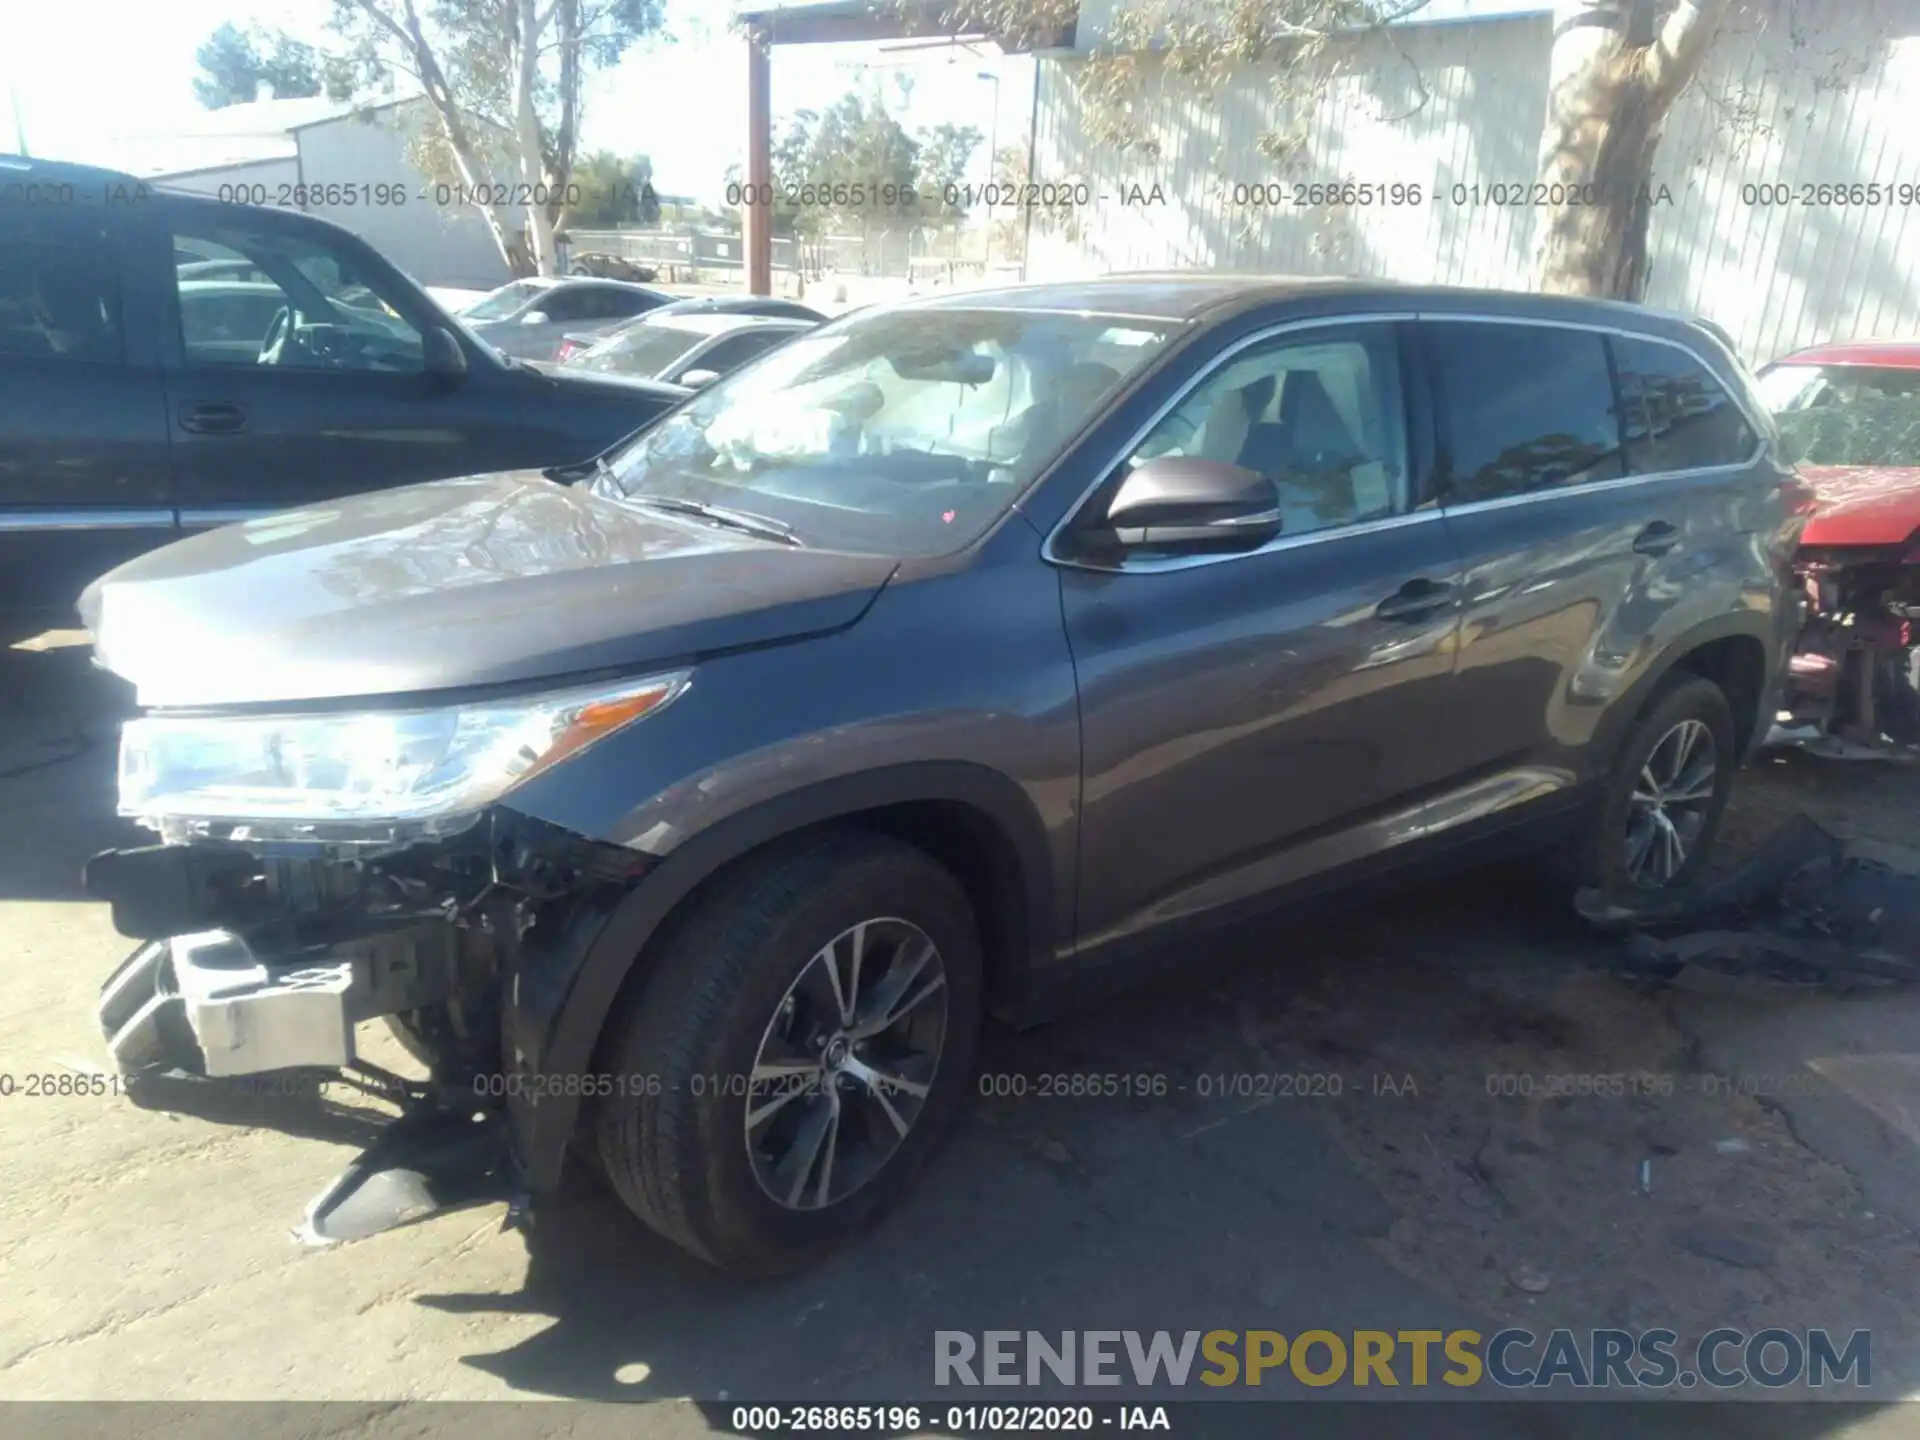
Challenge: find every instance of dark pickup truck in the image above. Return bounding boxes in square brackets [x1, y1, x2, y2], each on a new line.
[0, 154, 687, 615]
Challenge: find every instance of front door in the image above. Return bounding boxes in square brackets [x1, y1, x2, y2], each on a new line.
[1057, 319, 1465, 950]
[159, 210, 490, 531]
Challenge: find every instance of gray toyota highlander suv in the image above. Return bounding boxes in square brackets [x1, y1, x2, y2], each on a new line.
[79, 277, 1808, 1274]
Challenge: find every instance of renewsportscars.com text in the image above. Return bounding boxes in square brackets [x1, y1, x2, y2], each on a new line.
[934, 1328, 1870, 1390]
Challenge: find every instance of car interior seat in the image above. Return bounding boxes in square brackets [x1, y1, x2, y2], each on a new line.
[1233, 371, 1367, 524]
[993, 360, 1124, 467]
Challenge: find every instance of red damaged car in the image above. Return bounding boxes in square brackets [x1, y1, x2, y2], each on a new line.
[1757, 341, 1920, 753]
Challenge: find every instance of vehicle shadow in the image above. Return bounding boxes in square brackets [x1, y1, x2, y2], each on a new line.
[0, 639, 141, 903]
[394, 866, 1897, 1437]
[123, 1068, 396, 1150]
[412, 899, 1474, 1404]
[383, 879, 1799, 1433]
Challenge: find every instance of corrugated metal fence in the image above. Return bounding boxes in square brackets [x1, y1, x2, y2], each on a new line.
[1025, 0, 1920, 363]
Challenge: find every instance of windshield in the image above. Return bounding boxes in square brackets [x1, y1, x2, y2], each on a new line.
[596, 305, 1179, 556]
[462, 280, 546, 323]
[575, 323, 705, 378]
[1758, 363, 1920, 467]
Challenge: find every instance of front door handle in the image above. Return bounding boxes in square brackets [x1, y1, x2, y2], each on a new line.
[1633, 520, 1680, 556]
[178, 402, 248, 435]
[1375, 578, 1455, 622]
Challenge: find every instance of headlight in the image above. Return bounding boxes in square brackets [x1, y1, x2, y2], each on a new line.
[118, 670, 690, 841]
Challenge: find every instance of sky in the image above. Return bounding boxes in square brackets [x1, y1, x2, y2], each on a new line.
[1, 0, 1038, 203]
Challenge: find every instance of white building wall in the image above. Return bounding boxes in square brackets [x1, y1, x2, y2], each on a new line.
[1026, 0, 1920, 363]
[294, 105, 510, 290]
[152, 158, 299, 198]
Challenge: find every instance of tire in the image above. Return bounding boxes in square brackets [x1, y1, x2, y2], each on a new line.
[381, 1013, 436, 1068]
[1578, 672, 1738, 897]
[591, 829, 983, 1276]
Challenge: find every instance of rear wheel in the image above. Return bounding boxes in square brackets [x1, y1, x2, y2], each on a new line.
[591, 830, 982, 1275]
[1580, 673, 1738, 896]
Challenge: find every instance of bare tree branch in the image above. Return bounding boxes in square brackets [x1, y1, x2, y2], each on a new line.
[1647, 0, 1733, 102]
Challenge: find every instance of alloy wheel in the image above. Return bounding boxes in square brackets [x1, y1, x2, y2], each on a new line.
[1623, 718, 1720, 887]
[744, 917, 949, 1211]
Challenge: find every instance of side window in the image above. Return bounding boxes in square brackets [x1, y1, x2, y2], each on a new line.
[1611, 335, 1758, 474]
[0, 210, 123, 363]
[539, 288, 595, 322]
[172, 225, 425, 372]
[1428, 321, 1624, 503]
[692, 332, 786, 376]
[599, 290, 656, 319]
[1124, 323, 1410, 538]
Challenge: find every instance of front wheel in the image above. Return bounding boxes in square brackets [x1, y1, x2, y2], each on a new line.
[1580, 673, 1738, 896]
[591, 830, 983, 1275]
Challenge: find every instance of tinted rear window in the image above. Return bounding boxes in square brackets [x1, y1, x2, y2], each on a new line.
[1612, 335, 1757, 474]
[0, 210, 122, 363]
[1428, 321, 1625, 502]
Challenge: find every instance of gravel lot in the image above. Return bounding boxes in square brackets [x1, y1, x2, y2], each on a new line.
[5, 630, 1920, 1438]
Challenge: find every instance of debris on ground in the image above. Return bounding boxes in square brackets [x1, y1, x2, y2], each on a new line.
[1210, 758, 1920, 1369]
[1509, 1264, 1551, 1294]
[1574, 815, 1920, 990]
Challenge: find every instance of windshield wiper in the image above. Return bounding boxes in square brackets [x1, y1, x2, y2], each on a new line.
[623, 494, 803, 547]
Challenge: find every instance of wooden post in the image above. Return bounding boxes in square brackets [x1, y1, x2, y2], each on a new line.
[744, 23, 773, 297]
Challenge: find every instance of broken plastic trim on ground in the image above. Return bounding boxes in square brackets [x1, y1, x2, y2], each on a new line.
[1576, 814, 1920, 990]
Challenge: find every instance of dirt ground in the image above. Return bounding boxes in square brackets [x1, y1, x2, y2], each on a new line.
[1249, 748, 1920, 1371]
[6, 631, 1920, 1432]
[978, 744, 1920, 1402]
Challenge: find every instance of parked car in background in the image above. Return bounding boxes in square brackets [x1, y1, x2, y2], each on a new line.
[645, 294, 829, 323]
[554, 296, 827, 366]
[460, 276, 676, 361]
[175, 257, 277, 286]
[1755, 341, 1920, 752]
[552, 311, 815, 384]
[0, 154, 686, 614]
[83, 277, 1801, 1276]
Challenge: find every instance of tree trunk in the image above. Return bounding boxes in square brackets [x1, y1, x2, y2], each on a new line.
[1532, 0, 1731, 299]
[544, 0, 582, 244]
[510, 0, 557, 276]
[502, 229, 538, 277]
[353, 0, 530, 280]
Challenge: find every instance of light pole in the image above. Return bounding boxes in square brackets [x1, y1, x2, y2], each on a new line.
[8, 85, 27, 157]
[977, 70, 1000, 271]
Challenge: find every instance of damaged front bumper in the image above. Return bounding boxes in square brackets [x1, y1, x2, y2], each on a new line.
[84, 811, 649, 1243]
[99, 924, 452, 1079]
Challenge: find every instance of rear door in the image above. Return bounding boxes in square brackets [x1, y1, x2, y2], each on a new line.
[0, 199, 173, 614]
[1421, 316, 1761, 790]
[1058, 317, 1467, 948]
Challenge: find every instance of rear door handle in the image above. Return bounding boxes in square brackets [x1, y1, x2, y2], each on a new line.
[178, 402, 248, 435]
[1633, 520, 1679, 556]
[1375, 578, 1456, 622]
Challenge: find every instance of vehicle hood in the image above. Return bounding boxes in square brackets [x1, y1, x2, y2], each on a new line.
[526, 360, 692, 401]
[80, 472, 897, 708]
[1798, 465, 1920, 548]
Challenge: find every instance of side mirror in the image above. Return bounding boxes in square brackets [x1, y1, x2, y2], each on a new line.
[521, 310, 550, 326]
[678, 368, 720, 389]
[1099, 457, 1281, 549]
[422, 326, 468, 381]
